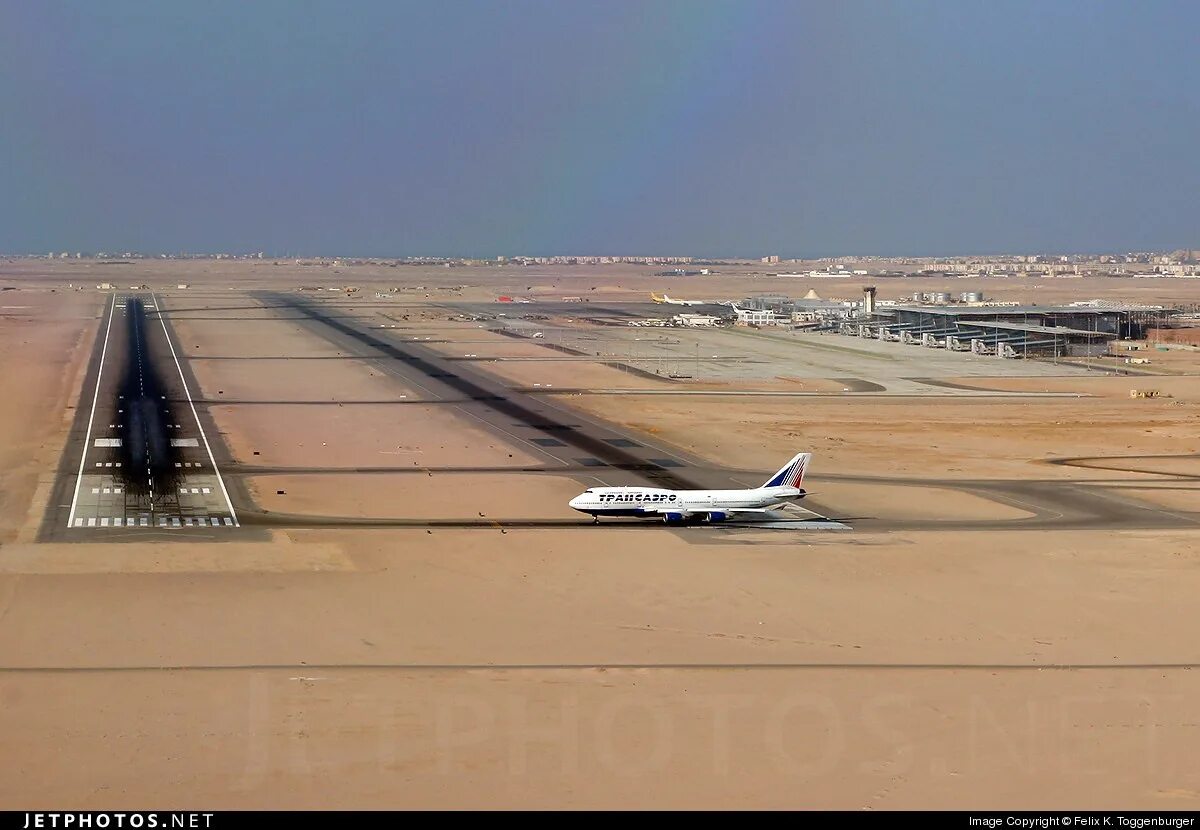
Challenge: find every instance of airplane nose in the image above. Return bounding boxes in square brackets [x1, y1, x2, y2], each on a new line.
[568, 496, 582, 510]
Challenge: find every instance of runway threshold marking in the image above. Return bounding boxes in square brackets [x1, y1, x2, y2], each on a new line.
[67, 294, 116, 529]
[152, 293, 240, 527]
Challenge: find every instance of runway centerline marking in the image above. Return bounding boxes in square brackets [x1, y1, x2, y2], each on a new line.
[67, 294, 116, 528]
[152, 293, 240, 526]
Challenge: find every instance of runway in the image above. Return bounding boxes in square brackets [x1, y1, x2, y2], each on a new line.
[40, 293, 249, 541]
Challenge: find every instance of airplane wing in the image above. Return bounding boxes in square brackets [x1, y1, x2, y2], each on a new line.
[641, 506, 778, 516]
[638, 505, 826, 525]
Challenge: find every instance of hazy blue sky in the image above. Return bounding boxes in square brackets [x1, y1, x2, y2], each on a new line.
[1, 1, 1197, 257]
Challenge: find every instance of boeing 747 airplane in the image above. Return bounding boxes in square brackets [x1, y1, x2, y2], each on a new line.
[568, 452, 811, 523]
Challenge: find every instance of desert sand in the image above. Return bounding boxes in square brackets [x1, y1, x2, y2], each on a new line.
[0, 292, 97, 544]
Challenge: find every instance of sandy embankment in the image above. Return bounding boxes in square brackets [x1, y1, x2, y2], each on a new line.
[5, 664, 1200, 809]
[4, 524, 1200, 807]
[3, 524, 1200, 671]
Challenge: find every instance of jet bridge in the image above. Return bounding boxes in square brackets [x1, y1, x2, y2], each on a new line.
[920, 327, 958, 347]
[901, 324, 957, 345]
[997, 339, 1061, 358]
[969, 330, 1031, 355]
[876, 322, 922, 342]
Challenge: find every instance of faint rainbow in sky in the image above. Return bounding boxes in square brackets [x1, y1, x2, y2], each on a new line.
[491, 2, 765, 253]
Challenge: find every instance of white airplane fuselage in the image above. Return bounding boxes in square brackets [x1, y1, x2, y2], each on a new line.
[652, 293, 705, 306]
[568, 451, 812, 523]
[568, 485, 804, 522]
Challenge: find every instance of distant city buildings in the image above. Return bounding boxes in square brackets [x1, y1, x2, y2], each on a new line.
[506, 255, 696, 265]
[14, 248, 1200, 276]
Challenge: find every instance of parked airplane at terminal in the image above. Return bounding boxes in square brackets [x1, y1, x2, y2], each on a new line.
[650, 292, 707, 306]
[568, 452, 812, 523]
[726, 302, 785, 325]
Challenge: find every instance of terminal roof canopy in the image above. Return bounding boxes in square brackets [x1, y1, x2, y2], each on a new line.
[961, 320, 1117, 338]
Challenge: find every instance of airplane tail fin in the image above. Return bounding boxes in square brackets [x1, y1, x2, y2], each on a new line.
[761, 452, 812, 489]
[650, 292, 664, 303]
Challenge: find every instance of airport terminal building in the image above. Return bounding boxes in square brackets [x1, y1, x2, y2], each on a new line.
[843, 304, 1173, 357]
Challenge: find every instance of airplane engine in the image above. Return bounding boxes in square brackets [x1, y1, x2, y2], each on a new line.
[662, 512, 685, 523]
[706, 511, 729, 522]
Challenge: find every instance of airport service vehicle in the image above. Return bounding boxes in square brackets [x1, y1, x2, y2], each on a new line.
[568, 452, 811, 523]
[650, 292, 708, 306]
